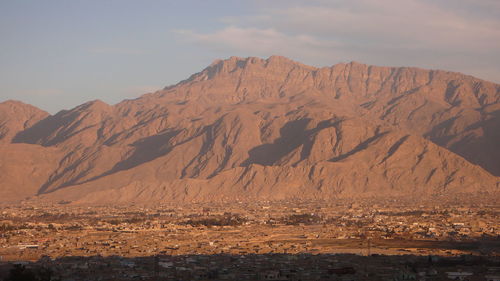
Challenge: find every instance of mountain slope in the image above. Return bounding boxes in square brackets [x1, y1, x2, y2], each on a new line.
[0, 56, 499, 204]
[0, 100, 49, 143]
[37, 116, 498, 204]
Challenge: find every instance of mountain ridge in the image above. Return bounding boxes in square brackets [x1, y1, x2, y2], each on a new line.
[1, 56, 499, 204]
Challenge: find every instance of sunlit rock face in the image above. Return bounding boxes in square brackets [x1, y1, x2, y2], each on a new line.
[1, 56, 499, 204]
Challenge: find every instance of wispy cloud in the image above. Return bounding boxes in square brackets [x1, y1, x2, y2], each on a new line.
[175, 0, 500, 82]
[264, 0, 500, 51]
[174, 27, 340, 62]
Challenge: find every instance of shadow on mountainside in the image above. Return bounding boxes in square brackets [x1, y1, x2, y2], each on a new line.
[426, 110, 500, 177]
[328, 129, 389, 162]
[12, 111, 73, 146]
[12, 100, 108, 146]
[38, 130, 184, 194]
[242, 118, 312, 166]
[242, 118, 345, 167]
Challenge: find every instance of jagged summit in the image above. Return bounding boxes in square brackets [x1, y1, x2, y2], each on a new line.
[176, 55, 315, 86]
[0, 56, 499, 204]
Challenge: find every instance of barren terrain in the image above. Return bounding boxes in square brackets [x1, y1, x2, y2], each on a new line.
[0, 56, 499, 203]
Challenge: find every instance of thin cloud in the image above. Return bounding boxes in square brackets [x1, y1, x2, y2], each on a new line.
[175, 0, 500, 82]
[174, 26, 344, 63]
[268, 0, 500, 51]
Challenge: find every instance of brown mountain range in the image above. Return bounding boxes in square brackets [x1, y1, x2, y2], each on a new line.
[1, 56, 499, 204]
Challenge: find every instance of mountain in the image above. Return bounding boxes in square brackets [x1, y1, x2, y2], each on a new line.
[1, 56, 499, 204]
[0, 100, 49, 143]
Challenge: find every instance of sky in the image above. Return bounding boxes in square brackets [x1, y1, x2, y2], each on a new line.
[1, 0, 499, 113]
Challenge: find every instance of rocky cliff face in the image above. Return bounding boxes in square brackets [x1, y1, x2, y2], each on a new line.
[1, 56, 499, 204]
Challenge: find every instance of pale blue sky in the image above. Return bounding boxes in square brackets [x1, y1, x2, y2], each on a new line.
[1, 0, 499, 113]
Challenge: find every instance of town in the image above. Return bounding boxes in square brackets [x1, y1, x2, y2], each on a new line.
[0, 195, 498, 280]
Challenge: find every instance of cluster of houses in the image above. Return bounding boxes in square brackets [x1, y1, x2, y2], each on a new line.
[0, 197, 498, 280]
